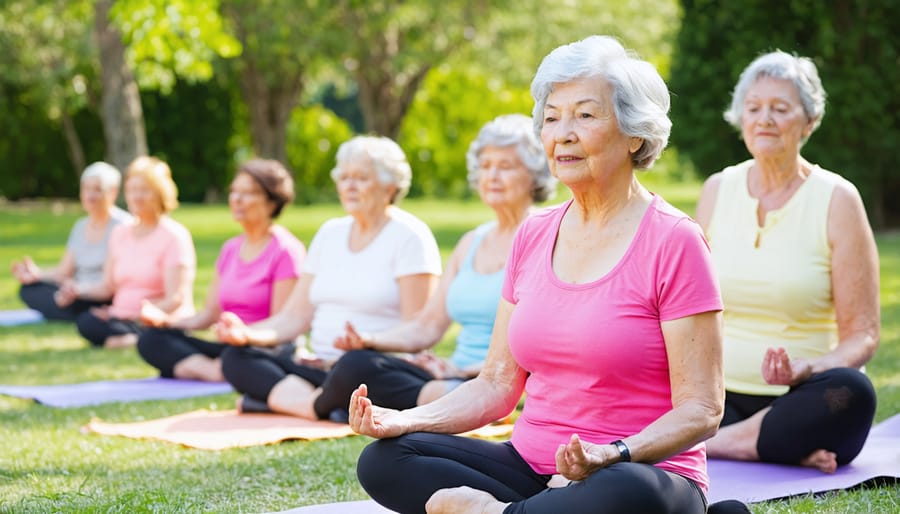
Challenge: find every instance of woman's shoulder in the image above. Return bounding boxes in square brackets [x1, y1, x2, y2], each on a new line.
[158, 216, 194, 243]
[269, 225, 306, 252]
[387, 206, 436, 241]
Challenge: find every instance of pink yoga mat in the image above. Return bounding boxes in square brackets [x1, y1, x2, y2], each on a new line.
[0, 377, 233, 407]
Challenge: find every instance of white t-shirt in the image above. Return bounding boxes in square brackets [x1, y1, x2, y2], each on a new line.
[304, 206, 442, 360]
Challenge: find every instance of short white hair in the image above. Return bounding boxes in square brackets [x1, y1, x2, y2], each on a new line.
[723, 50, 826, 141]
[80, 161, 122, 191]
[331, 136, 412, 204]
[465, 114, 556, 202]
[530, 35, 672, 169]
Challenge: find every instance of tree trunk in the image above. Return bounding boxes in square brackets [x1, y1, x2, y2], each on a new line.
[60, 110, 86, 177]
[93, 0, 147, 172]
[355, 64, 430, 140]
[236, 57, 303, 166]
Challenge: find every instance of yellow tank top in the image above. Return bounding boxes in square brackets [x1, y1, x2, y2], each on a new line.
[707, 160, 838, 396]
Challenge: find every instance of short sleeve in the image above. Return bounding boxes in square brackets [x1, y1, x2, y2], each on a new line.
[272, 233, 306, 281]
[163, 223, 196, 270]
[656, 218, 723, 321]
[393, 226, 442, 278]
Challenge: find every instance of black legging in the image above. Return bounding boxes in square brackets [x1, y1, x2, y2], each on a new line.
[74, 310, 143, 347]
[722, 367, 876, 465]
[137, 328, 226, 378]
[357, 432, 707, 514]
[220, 344, 325, 406]
[19, 282, 108, 322]
[317, 350, 434, 413]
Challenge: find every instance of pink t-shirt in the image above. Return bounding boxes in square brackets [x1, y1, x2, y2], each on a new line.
[502, 196, 722, 492]
[108, 216, 196, 319]
[216, 225, 306, 323]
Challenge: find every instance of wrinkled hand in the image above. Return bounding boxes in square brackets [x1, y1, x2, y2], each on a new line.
[53, 280, 79, 308]
[139, 300, 168, 328]
[12, 257, 40, 285]
[333, 321, 369, 351]
[213, 312, 251, 345]
[348, 384, 409, 439]
[410, 352, 458, 379]
[555, 434, 614, 481]
[762, 347, 813, 386]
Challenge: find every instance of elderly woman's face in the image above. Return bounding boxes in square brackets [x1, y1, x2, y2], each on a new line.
[124, 175, 161, 219]
[79, 177, 113, 216]
[335, 155, 396, 217]
[228, 173, 274, 226]
[740, 77, 814, 159]
[540, 76, 641, 187]
[476, 145, 534, 210]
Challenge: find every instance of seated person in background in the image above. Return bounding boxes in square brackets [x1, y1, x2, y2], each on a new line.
[11, 162, 130, 321]
[695, 50, 879, 473]
[328, 114, 556, 417]
[136, 159, 305, 382]
[350, 35, 725, 514]
[58, 156, 196, 348]
[214, 135, 441, 419]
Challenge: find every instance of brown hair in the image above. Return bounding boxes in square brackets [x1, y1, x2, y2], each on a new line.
[237, 158, 295, 218]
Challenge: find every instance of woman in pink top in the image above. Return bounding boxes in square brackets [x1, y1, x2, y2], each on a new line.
[136, 159, 305, 382]
[351, 36, 725, 514]
[58, 157, 196, 349]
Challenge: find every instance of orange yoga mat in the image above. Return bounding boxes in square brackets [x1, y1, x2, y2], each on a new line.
[84, 409, 513, 450]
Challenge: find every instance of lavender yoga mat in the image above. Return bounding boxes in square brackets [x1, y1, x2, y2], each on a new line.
[0, 377, 233, 407]
[707, 413, 900, 504]
[0, 309, 45, 327]
[274, 415, 900, 513]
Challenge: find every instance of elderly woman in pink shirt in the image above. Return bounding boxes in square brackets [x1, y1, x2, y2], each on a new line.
[57, 156, 196, 349]
[136, 158, 305, 381]
[350, 36, 726, 514]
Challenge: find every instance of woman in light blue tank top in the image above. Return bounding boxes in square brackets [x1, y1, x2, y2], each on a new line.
[313, 114, 557, 419]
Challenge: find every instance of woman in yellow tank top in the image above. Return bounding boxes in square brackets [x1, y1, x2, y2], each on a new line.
[695, 51, 879, 473]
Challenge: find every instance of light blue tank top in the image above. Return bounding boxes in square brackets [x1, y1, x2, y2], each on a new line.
[445, 222, 505, 370]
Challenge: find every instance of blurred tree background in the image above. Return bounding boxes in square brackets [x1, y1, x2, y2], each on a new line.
[1, 0, 897, 226]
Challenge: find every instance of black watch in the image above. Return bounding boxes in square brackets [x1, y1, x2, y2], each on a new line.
[611, 439, 631, 462]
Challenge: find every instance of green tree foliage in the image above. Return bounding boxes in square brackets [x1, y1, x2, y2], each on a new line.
[669, 0, 900, 226]
[285, 104, 355, 204]
[398, 66, 533, 198]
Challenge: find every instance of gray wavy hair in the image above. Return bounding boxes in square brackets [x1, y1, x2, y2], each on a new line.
[465, 114, 556, 202]
[80, 161, 122, 192]
[723, 50, 826, 143]
[530, 35, 671, 169]
[330, 136, 413, 204]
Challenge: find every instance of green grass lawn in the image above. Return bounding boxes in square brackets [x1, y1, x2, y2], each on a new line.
[0, 177, 897, 513]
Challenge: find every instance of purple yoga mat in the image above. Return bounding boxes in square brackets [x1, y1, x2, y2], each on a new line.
[707, 413, 900, 504]
[275, 415, 900, 513]
[0, 377, 233, 407]
[0, 309, 45, 327]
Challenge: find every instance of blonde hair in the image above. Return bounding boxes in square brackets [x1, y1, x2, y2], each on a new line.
[126, 156, 179, 213]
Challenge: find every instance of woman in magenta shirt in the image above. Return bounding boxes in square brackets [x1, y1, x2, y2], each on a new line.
[137, 159, 305, 382]
[350, 36, 726, 514]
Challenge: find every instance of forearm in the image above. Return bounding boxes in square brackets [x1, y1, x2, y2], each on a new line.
[369, 319, 446, 353]
[76, 281, 114, 300]
[809, 331, 878, 373]
[623, 399, 723, 464]
[401, 374, 523, 434]
[244, 312, 310, 347]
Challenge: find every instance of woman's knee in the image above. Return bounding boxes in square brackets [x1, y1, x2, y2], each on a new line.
[809, 367, 877, 417]
[357, 438, 407, 493]
[75, 312, 106, 347]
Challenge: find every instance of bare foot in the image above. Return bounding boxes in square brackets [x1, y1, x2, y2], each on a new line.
[426, 486, 508, 514]
[104, 334, 138, 349]
[706, 408, 769, 461]
[267, 376, 319, 419]
[800, 449, 838, 473]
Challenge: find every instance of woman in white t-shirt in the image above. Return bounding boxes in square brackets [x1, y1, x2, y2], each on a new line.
[215, 136, 441, 420]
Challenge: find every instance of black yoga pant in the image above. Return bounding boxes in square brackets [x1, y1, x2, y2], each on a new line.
[722, 367, 876, 465]
[314, 350, 434, 416]
[357, 432, 707, 514]
[137, 328, 226, 378]
[75, 310, 143, 347]
[19, 282, 108, 322]
[220, 343, 324, 405]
